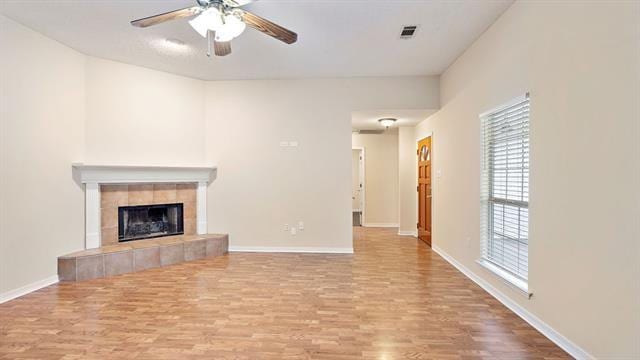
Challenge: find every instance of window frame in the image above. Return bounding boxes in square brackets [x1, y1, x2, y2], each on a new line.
[479, 94, 532, 297]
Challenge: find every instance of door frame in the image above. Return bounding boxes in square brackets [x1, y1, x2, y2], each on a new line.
[352, 146, 365, 225]
[417, 132, 433, 245]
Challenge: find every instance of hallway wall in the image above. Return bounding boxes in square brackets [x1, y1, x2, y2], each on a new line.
[398, 127, 417, 235]
[352, 131, 399, 227]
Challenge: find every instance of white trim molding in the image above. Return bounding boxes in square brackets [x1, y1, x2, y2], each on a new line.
[398, 230, 417, 237]
[72, 163, 217, 249]
[196, 182, 208, 235]
[363, 223, 398, 228]
[476, 258, 530, 297]
[352, 146, 366, 225]
[229, 246, 354, 254]
[0, 275, 59, 304]
[432, 245, 593, 360]
[85, 182, 101, 249]
[72, 163, 217, 184]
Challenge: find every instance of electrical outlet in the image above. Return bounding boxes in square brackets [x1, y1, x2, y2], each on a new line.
[298, 221, 304, 230]
[284, 224, 289, 231]
[290, 227, 297, 235]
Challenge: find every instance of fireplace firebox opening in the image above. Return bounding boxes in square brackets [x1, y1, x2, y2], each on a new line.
[118, 203, 184, 242]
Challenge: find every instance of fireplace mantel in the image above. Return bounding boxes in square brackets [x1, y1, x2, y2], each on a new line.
[72, 163, 217, 250]
[72, 163, 217, 184]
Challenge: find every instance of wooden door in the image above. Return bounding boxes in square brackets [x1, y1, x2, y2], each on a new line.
[417, 136, 432, 246]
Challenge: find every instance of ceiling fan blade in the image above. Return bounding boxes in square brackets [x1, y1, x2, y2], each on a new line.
[241, 11, 297, 44]
[214, 40, 232, 56]
[207, 31, 231, 57]
[131, 6, 201, 28]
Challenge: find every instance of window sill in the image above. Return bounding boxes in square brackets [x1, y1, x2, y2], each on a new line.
[476, 259, 532, 299]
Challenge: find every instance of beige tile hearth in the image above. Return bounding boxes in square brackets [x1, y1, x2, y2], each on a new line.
[76, 255, 104, 281]
[184, 240, 206, 261]
[57, 258, 76, 281]
[160, 243, 185, 266]
[133, 247, 161, 271]
[104, 251, 133, 277]
[58, 234, 229, 282]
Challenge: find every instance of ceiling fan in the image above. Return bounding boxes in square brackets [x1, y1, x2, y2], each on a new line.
[131, 0, 297, 57]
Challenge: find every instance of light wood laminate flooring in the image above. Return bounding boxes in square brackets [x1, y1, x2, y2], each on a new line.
[0, 227, 567, 359]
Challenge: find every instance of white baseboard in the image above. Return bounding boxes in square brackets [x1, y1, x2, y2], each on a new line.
[398, 230, 417, 237]
[362, 223, 398, 228]
[432, 245, 593, 360]
[229, 246, 354, 254]
[0, 275, 59, 304]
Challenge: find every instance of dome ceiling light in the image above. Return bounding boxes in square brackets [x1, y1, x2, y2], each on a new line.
[378, 118, 397, 129]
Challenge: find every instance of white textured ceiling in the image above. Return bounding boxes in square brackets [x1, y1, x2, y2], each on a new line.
[352, 109, 436, 130]
[0, 0, 513, 81]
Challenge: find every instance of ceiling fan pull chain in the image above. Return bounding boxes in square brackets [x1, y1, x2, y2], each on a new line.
[207, 30, 212, 57]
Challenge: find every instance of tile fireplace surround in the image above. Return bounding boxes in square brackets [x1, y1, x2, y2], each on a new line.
[72, 163, 217, 249]
[101, 183, 197, 245]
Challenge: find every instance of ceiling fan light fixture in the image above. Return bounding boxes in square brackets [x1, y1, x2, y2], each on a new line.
[189, 7, 223, 37]
[131, 0, 298, 57]
[378, 118, 397, 128]
[215, 13, 246, 42]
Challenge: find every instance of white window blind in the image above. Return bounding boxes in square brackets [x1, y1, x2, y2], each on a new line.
[481, 94, 530, 283]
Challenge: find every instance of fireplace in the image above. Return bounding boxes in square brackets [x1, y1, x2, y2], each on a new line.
[118, 203, 184, 242]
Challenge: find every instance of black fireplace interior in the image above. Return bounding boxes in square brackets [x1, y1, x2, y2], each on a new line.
[118, 203, 184, 242]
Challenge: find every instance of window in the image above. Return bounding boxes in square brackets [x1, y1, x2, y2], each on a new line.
[480, 94, 530, 294]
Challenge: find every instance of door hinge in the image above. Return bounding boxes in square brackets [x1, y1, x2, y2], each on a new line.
[416, 185, 419, 192]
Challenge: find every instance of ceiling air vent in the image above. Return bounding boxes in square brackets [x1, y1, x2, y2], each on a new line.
[400, 25, 418, 39]
[357, 130, 385, 135]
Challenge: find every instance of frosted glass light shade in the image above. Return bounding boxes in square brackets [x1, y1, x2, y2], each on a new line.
[214, 14, 246, 42]
[189, 8, 223, 37]
[378, 118, 397, 128]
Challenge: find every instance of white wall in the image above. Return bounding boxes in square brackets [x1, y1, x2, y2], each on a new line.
[205, 77, 437, 250]
[0, 19, 439, 293]
[352, 132, 399, 226]
[0, 15, 85, 294]
[85, 57, 206, 166]
[398, 126, 417, 234]
[415, 1, 640, 358]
